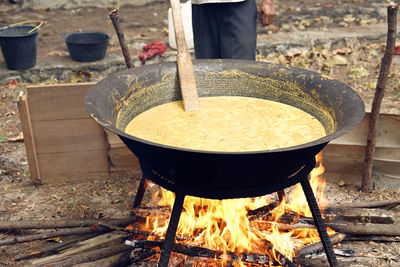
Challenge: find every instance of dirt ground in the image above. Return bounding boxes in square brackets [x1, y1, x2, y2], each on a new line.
[0, 0, 400, 266]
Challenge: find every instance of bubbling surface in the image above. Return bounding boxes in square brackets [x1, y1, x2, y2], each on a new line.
[124, 96, 326, 152]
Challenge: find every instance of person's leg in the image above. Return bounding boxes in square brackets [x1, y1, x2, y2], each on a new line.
[220, 0, 257, 60]
[191, 3, 221, 59]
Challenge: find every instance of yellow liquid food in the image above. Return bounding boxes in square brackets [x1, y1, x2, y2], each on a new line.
[124, 96, 326, 152]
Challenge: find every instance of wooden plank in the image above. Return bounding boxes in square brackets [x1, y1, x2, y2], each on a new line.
[105, 129, 125, 148]
[323, 156, 363, 174]
[37, 150, 109, 183]
[32, 119, 107, 154]
[324, 144, 400, 161]
[104, 129, 142, 176]
[323, 112, 400, 185]
[108, 146, 141, 172]
[17, 94, 41, 185]
[23, 82, 110, 183]
[170, 0, 200, 111]
[374, 158, 400, 178]
[27, 83, 96, 122]
[324, 153, 400, 176]
[331, 113, 400, 148]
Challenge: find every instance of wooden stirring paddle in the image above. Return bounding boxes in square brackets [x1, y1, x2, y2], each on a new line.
[170, 0, 200, 111]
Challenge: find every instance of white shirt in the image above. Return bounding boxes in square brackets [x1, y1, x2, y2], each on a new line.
[191, 0, 245, 4]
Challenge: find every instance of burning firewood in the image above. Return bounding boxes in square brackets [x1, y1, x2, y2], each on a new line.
[125, 239, 297, 266]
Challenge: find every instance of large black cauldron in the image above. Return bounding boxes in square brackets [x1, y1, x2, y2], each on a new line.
[85, 59, 364, 199]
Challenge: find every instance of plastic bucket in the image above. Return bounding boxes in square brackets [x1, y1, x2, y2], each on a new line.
[0, 25, 39, 70]
[64, 31, 111, 62]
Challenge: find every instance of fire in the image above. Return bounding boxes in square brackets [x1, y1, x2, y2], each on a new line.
[139, 153, 334, 266]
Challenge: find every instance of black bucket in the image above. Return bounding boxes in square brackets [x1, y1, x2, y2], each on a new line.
[64, 31, 110, 62]
[0, 25, 39, 70]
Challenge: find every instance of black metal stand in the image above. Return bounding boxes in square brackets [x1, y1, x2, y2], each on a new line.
[277, 190, 286, 202]
[158, 193, 185, 267]
[301, 177, 338, 267]
[133, 175, 148, 208]
[132, 160, 338, 267]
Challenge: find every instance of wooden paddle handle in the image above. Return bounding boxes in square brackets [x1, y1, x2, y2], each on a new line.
[170, 0, 200, 111]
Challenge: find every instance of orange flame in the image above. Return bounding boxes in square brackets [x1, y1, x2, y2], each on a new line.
[140, 153, 334, 266]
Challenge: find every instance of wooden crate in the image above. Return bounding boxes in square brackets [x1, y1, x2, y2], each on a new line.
[323, 113, 400, 186]
[18, 83, 141, 184]
[18, 82, 400, 186]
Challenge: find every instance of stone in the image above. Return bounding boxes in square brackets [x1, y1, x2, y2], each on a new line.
[60, 70, 73, 81]
[332, 54, 348, 66]
[275, 44, 288, 54]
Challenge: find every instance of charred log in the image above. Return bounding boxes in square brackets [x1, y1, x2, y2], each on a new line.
[126, 239, 297, 266]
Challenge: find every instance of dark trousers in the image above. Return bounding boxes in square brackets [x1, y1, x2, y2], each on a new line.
[191, 0, 257, 60]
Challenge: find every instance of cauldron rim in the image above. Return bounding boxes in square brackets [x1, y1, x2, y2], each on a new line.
[86, 59, 365, 156]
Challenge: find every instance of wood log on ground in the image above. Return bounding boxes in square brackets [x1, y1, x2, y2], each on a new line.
[31, 231, 127, 265]
[344, 235, 400, 242]
[325, 207, 395, 224]
[296, 233, 346, 257]
[328, 199, 400, 210]
[0, 226, 109, 246]
[73, 251, 132, 267]
[14, 234, 98, 261]
[255, 219, 400, 236]
[0, 216, 142, 230]
[329, 222, 400, 236]
[249, 202, 397, 227]
[32, 244, 132, 267]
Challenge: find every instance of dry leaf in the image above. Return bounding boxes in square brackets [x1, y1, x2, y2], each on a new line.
[47, 50, 69, 57]
[333, 48, 352, 55]
[7, 132, 23, 142]
[71, 70, 93, 83]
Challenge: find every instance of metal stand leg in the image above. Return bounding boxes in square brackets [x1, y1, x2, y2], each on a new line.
[158, 193, 185, 267]
[133, 175, 149, 208]
[300, 177, 338, 267]
[277, 190, 286, 202]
